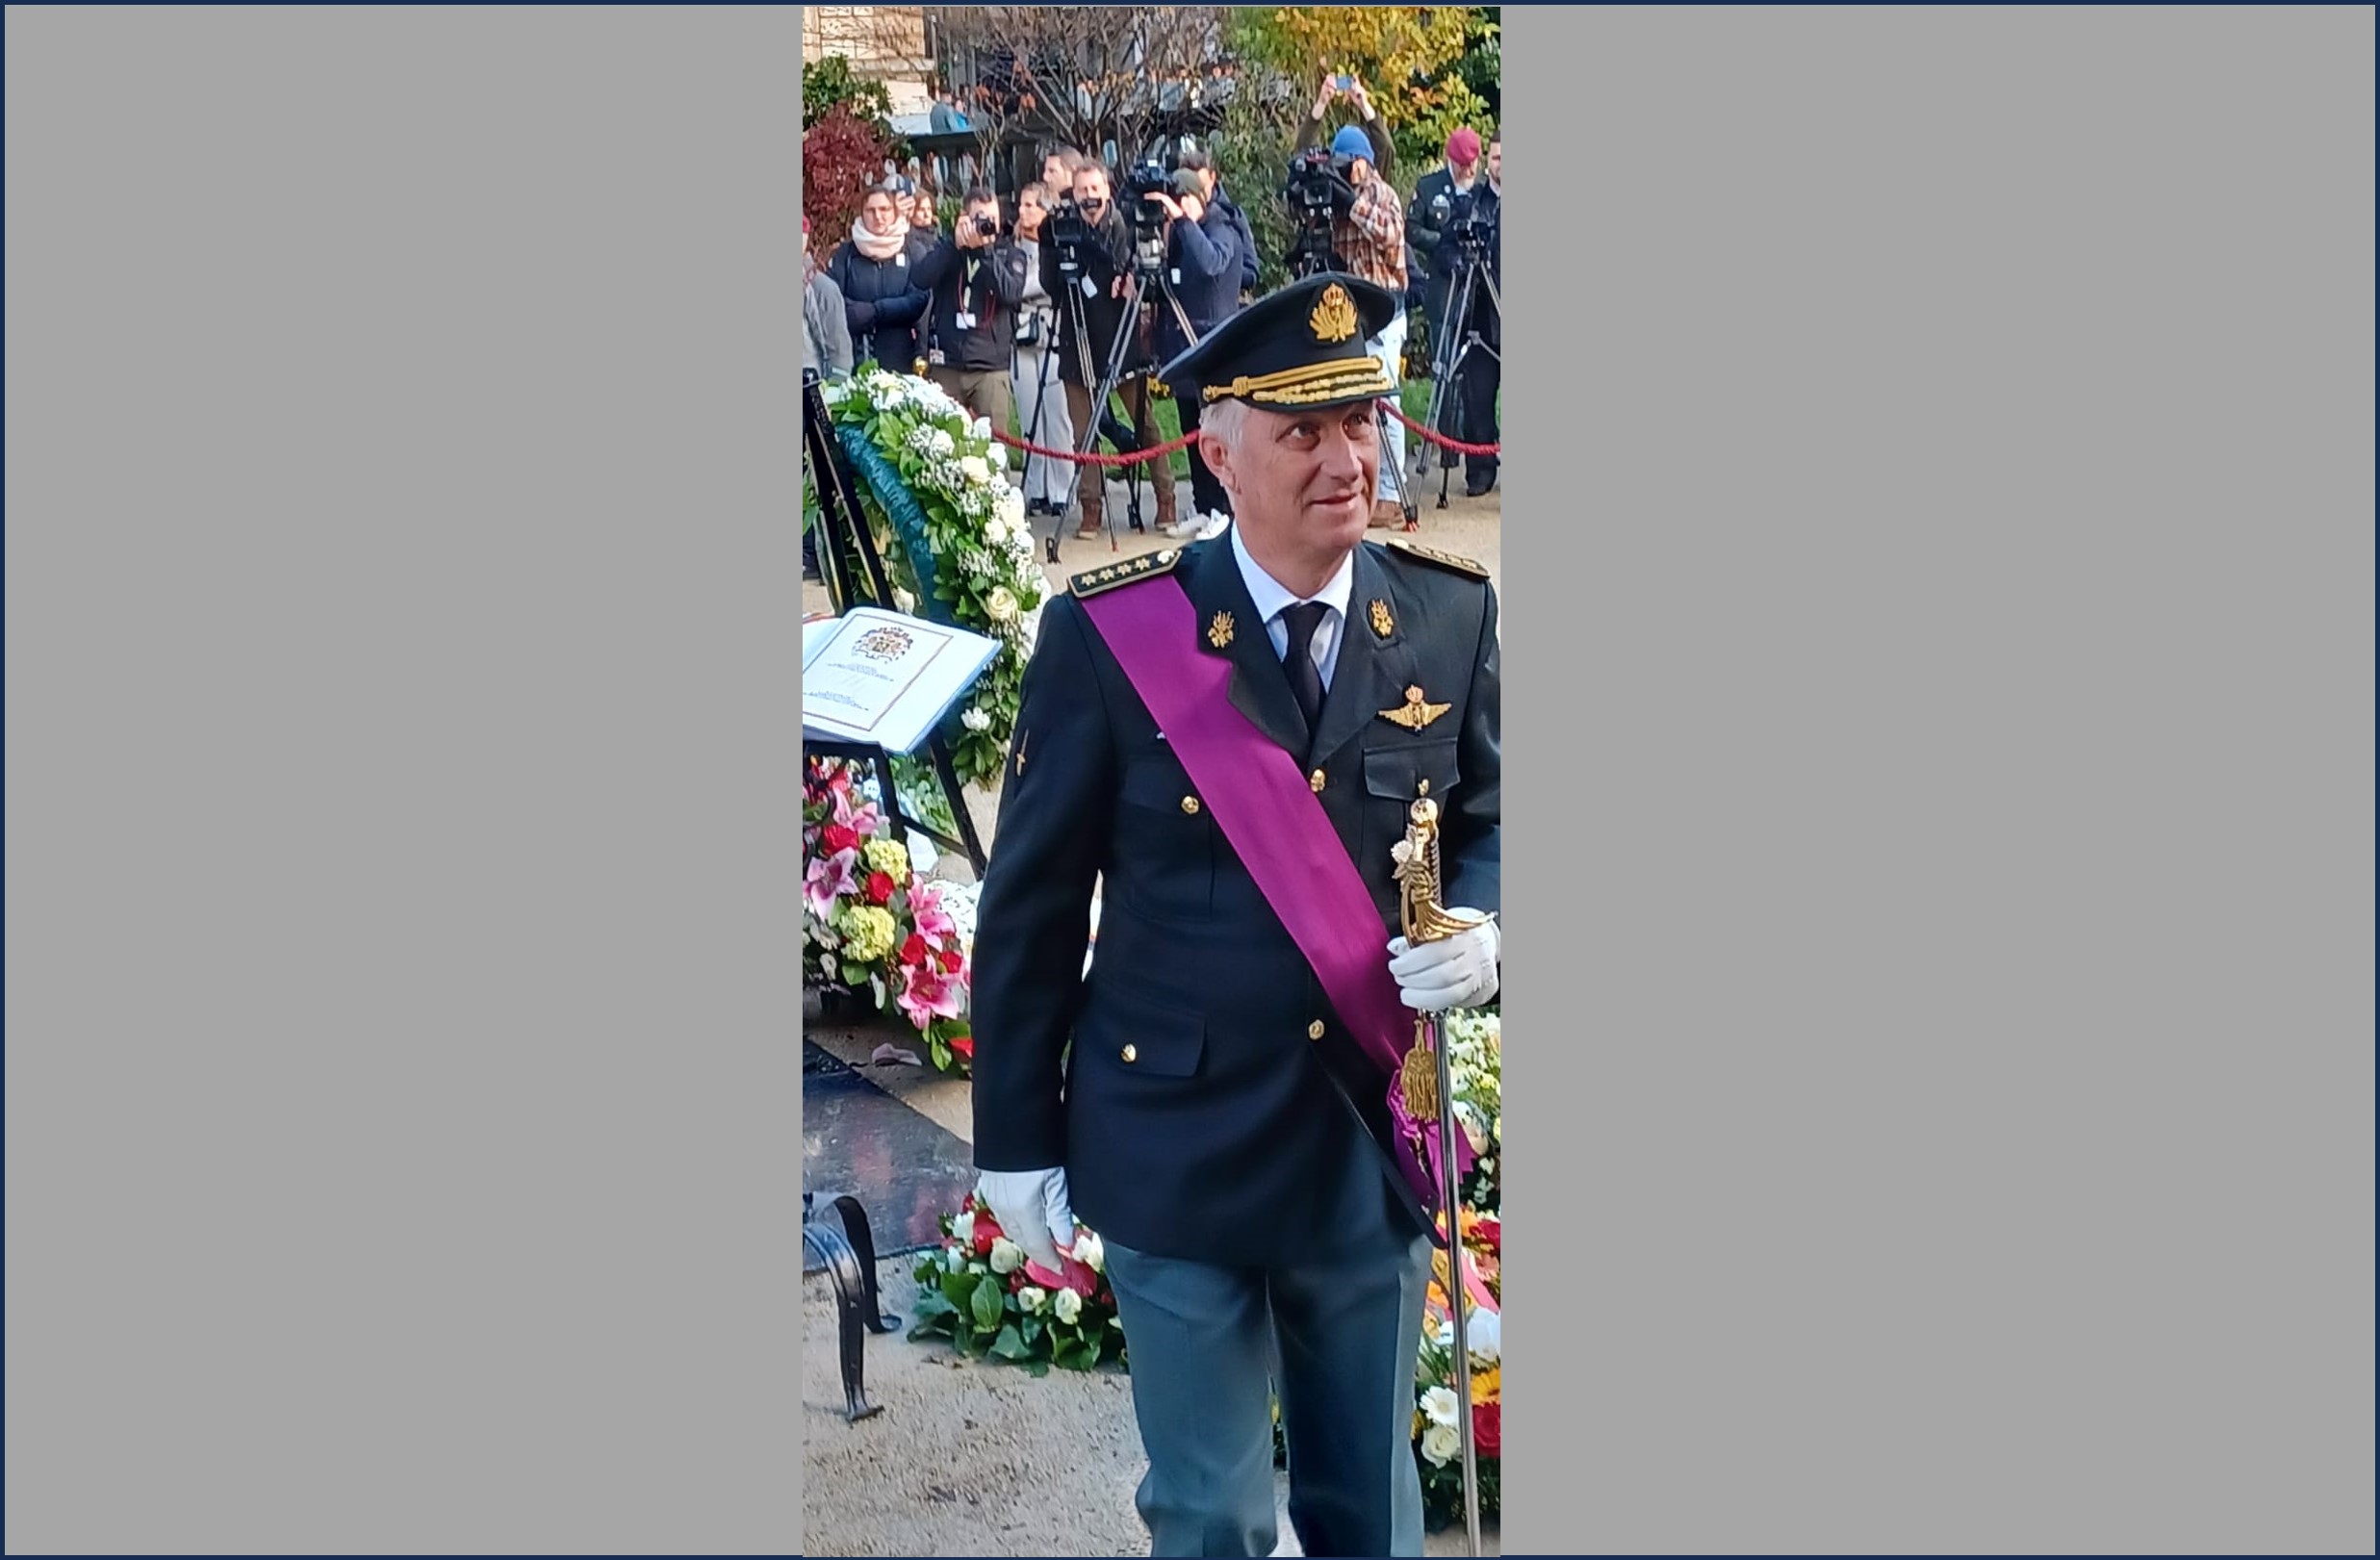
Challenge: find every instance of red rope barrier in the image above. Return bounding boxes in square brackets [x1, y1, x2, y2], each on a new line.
[991, 400, 1499, 465]
[1377, 399, 1501, 457]
[989, 427, 1202, 467]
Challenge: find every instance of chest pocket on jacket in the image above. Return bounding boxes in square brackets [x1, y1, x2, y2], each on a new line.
[1364, 737, 1462, 870]
[1114, 747, 1216, 922]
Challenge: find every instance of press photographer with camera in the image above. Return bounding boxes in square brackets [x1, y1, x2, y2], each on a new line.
[920, 187, 1030, 433]
[1143, 168, 1248, 533]
[1037, 159, 1178, 543]
[1409, 127, 1502, 497]
[1176, 145, 1260, 301]
[1290, 69, 1411, 528]
[1009, 180, 1078, 522]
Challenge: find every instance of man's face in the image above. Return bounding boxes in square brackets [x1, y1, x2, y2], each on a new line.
[1347, 156, 1373, 188]
[1072, 168, 1110, 217]
[964, 198, 998, 236]
[1206, 400, 1379, 562]
[1451, 149, 1479, 181]
[1042, 157, 1070, 192]
[1196, 166, 1217, 200]
[1488, 142, 1501, 182]
[861, 192, 897, 233]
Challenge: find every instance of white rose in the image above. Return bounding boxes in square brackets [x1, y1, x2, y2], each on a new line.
[973, 416, 993, 442]
[959, 454, 991, 485]
[997, 487, 1025, 524]
[1421, 1422, 1460, 1466]
[1017, 1285, 1049, 1314]
[931, 427, 957, 458]
[952, 1211, 975, 1249]
[1072, 1232, 1105, 1273]
[988, 1237, 1024, 1274]
[1052, 1288, 1083, 1325]
[945, 1248, 966, 1274]
[983, 516, 1009, 546]
[960, 706, 992, 733]
[985, 586, 1018, 624]
[892, 586, 917, 614]
[1465, 1310, 1500, 1365]
[1421, 1386, 1461, 1426]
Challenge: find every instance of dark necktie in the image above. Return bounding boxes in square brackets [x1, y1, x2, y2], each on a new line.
[1281, 601, 1329, 733]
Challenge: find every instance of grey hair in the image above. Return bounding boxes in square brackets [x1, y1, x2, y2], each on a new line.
[1197, 395, 1249, 451]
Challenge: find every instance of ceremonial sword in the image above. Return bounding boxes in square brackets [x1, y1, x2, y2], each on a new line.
[1394, 793, 1490, 1556]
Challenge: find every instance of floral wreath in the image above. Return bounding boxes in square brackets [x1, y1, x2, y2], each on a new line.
[814, 364, 1047, 788]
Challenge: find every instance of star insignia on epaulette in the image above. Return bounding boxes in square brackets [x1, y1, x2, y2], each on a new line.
[1070, 547, 1182, 599]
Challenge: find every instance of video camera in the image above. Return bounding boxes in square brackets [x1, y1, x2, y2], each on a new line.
[1285, 145, 1354, 217]
[1119, 159, 1175, 277]
[1428, 189, 1497, 260]
[1048, 192, 1094, 272]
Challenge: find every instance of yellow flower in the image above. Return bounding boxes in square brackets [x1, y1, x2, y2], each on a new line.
[861, 837, 910, 884]
[839, 905, 897, 963]
[1470, 1366, 1499, 1405]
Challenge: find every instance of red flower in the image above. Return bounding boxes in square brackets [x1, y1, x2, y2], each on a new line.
[948, 1034, 974, 1060]
[937, 947, 963, 974]
[900, 933, 929, 966]
[1022, 1254, 1101, 1297]
[1475, 1216, 1500, 1253]
[822, 823, 858, 856]
[973, 1212, 1003, 1257]
[866, 871, 895, 904]
[1472, 1401, 1499, 1458]
[1009, 1269, 1029, 1294]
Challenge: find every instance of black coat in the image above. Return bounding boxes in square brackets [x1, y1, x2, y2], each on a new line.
[924, 235, 1029, 372]
[826, 229, 945, 371]
[969, 537, 1502, 1266]
[1153, 205, 1243, 370]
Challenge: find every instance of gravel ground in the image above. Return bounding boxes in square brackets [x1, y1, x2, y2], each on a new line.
[804, 473, 1504, 1556]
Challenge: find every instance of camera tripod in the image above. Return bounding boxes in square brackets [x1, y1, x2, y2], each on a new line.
[1048, 242, 1206, 563]
[1290, 235, 1420, 527]
[1414, 242, 1502, 508]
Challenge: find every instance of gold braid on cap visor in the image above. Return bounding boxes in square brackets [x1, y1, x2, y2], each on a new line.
[1202, 355, 1398, 406]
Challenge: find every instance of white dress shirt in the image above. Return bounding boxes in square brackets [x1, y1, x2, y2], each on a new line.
[1230, 523, 1355, 691]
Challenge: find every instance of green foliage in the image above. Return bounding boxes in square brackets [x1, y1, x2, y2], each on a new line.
[803, 56, 894, 131]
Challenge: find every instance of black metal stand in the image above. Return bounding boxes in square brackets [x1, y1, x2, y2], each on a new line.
[803, 1191, 901, 1422]
[802, 371, 989, 879]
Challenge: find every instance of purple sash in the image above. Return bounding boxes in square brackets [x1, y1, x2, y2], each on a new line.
[1076, 575, 1472, 1226]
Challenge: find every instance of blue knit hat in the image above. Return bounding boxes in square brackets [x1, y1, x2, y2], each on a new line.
[1330, 124, 1373, 163]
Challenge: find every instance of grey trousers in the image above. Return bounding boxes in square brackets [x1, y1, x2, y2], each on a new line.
[1103, 1231, 1434, 1558]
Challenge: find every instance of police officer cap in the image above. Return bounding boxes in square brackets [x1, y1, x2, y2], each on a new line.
[1158, 273, 1401, 414]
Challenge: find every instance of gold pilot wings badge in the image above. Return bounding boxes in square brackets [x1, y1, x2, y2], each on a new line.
[1378, 683, 1452, 732]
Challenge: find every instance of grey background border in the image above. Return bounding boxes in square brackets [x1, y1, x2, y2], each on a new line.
[3, 4, 2369, 1554]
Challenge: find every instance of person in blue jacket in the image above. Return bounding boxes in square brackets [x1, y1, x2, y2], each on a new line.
[1144, 170, 1249, 532]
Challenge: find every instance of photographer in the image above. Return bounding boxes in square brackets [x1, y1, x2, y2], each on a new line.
[1008, 180, 1078, 522]
[1410, 126, 1501, 496]
[1176, 146, 1260, 300]
[921, 187, 1029, 433]
[1292, 69, 1411, 527]
[1037, 161, 1177, 541]
[1142, 170, 1247, 532]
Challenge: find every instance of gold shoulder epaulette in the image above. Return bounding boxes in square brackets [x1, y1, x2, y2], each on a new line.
[1070, 547, 1183, 598]
[1384, 537, 1490, 581]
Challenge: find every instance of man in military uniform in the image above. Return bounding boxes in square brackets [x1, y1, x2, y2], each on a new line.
[969, 272, 1502, 1559]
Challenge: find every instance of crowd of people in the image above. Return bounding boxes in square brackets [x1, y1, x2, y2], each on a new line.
[802, 66, 1504, 564]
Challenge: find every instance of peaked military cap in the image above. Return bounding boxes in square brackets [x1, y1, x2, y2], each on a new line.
[1157, 272, 1402, 413]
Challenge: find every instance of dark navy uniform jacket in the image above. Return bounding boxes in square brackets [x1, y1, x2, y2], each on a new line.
[969, 535, 1500, 1266]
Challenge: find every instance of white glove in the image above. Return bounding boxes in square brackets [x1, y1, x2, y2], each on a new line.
[975, 1166, 1076, 1273]
[1387, 914, 1500, 1011]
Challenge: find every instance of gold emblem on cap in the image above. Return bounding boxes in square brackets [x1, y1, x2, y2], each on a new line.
[1309, 282, 1359, 345]
[1207, 611, 1236, 650]
[1369, 599, 1395, 639]
[1379, 684, 1452, 732]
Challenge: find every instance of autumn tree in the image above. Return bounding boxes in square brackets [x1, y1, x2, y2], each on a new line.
[803, 103, 897, 258]
[1231, 6, 1494, 178]
[927, 6, 1230, 173]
